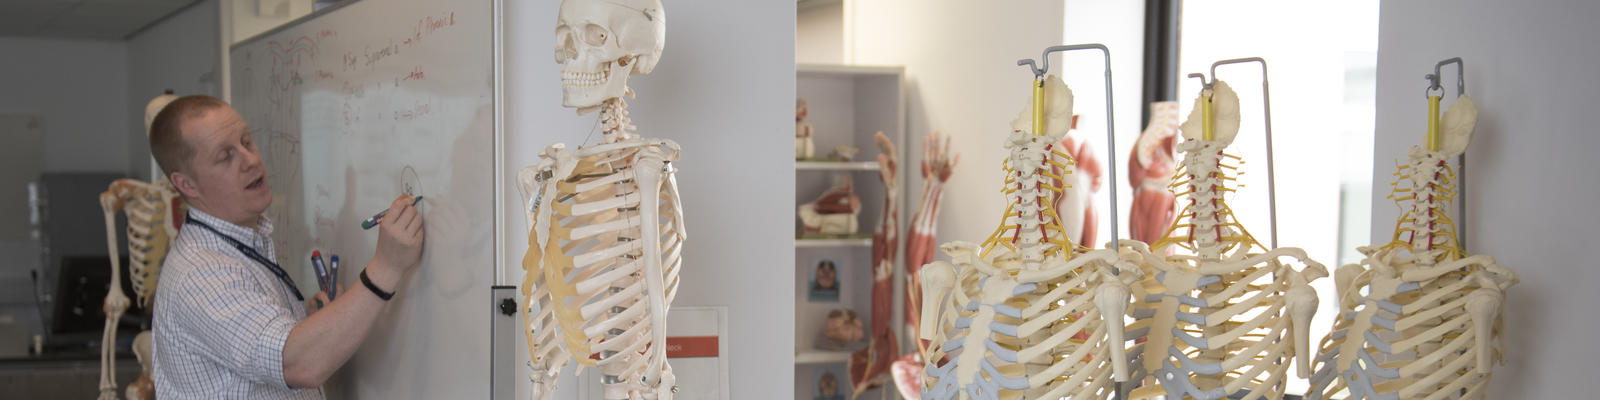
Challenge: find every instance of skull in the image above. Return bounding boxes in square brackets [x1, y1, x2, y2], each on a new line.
[555, 0, 666, 109]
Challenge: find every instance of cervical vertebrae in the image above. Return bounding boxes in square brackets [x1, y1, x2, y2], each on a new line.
[1306, 95, 1517, 400]
[1130, 80, 1325, 400]
[919, 76, 1144, 400]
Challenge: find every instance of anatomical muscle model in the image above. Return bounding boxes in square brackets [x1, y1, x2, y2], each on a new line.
[515, 0, 684, 398]
[890, 130, 960, 399]
[848, 131, 900, 397]
[918, 45, 1144, 400]
[1128, 60, 1325, 400]
[1305, 58, 1517, 400]
[1128, 101, 1179, 245]
[98, 91, 186, 400]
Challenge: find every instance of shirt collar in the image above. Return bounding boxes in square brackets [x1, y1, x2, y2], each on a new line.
[187, 208, 274, 249]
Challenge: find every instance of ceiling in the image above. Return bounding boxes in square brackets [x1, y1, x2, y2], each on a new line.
[0, 0, 201, 41]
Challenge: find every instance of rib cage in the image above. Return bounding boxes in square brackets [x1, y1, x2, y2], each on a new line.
[518, 99, 684, 400]
[919, 127, 1142, 400]
[1305, 146, 1516, 400]
[105, 179, 185, 309]
[1134, 135, 1324, 400]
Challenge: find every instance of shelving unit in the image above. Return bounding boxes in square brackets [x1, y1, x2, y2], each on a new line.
[793, 63, 906, 400]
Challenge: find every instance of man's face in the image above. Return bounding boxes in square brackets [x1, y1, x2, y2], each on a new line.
[175, 106, 271, 225]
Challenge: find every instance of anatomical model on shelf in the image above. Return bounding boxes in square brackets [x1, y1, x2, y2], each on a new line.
[1305, 80, 1516, 400]
[890, 130, 960, 399]
[918, 74, 1145, 400]
[515, 0, 683, 398]
[798, 98, 816, 159]
[1128, 101, 1180, 245]
[798, 174, 862, 235]
[97, 91, 186, 400]
[848, 132, 901, 397]
[1011, 100, 1103, 247]
[820, 308, 866, 349]
[1128, 79, 1325, 400]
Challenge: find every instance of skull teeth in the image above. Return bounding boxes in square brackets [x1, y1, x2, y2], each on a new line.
[561, 65, 612, 88]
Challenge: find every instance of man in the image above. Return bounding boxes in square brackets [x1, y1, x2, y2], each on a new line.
[147, 95, 424, 399]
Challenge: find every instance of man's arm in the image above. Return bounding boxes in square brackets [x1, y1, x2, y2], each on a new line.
[281, 195, 424, 388]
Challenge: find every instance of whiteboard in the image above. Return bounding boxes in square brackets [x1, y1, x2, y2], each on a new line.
[229, 0, 498, 398]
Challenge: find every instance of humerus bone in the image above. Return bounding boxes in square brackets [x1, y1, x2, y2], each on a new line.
[918, 76, 1146, 400]
[1305, 94, 1516, 400]
[99, 178, 185, 400]
[517, 96, 683, 400]
[1130, 80, 1326, 400]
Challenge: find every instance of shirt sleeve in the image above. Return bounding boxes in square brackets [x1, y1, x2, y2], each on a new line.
[167, 258, 299, 389]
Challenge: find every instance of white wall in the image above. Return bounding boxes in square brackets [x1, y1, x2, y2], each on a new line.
[126, 0, 222, 180]
[842, 1, 1065, 248]
[796, 2, 843, 64]
[503, 1, 796, 398]
[1374, 1, 1600, 397]
[0, 37, 130, 174]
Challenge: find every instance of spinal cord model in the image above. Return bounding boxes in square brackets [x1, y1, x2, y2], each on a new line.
[1305, 91, 1517, 400]
[515, 1, 683, 399]
[1129, 80, 1325, 400]
[917, 75, 1146, 400]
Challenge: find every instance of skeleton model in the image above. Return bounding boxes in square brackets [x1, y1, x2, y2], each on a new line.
[1012, 107, 1104, 247]
[918, 62, 1144, 400]
[1128, 101, 1180, 245]
[1128, 73, 1325, 400]
[95, 91, 185, 400]
[1305, 60, 1517, 400]
[98, 178, 185, 400]
[516, 0, 683, 399]
[891, 130, 960, 399]
[849, 132, 900, 397]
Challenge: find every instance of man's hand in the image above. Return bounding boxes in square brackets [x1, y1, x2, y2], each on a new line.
[307, 291, 330, 315]
[370, 194, 425, 289]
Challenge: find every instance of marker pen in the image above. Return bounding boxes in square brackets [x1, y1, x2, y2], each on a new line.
[311, 250, 330, 295]
[361, 196, 424, 230]
[329, 254, 341, 301]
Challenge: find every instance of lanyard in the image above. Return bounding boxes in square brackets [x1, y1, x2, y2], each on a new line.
[185, 213, 304, 301]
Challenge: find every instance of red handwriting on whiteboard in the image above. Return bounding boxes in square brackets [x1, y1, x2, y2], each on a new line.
[394, 65, 425, 86]
[394, 100, 433, 122]
[411, 11, 456, 43]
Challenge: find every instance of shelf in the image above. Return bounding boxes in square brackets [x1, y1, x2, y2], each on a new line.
[794, 350, 852, 365]
[796, 161, 879, 171]
[795, 238, 873, 248]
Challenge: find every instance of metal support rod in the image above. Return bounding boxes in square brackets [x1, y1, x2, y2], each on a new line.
[1016, 44, 1120, 252]
[1426, 57, 1468, 251]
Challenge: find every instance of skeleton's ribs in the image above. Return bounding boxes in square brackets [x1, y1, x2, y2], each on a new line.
[519, 96, 682, 400]
[97, 179, 183, 400]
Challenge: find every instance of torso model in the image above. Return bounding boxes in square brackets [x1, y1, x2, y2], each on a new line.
[515, 1, 683, 399]
[1129, 101, 1179, 245]
[1305, 89, 1516, 400]
[1129, 80, 1325, 400]
[98, 178, 186, 400]
[917, 75, 1143, 400]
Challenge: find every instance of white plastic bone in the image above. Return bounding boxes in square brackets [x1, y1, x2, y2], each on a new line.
[1131, 81, 1325, 400]
[555, 0, 665, 111]
[98, 178, 183, 400]
[918, 79, 1146, 400]
[1305, 95, 1516, 400]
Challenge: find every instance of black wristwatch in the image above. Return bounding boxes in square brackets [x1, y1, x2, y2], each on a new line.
[360, 269, 396, 301]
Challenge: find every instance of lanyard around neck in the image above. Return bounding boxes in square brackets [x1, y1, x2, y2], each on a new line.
[185, 213, 304, 301]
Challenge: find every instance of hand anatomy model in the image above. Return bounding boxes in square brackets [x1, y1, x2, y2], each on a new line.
[798, 175, 861, 235]
[918, 74, 1143, 400]
[1129, 79, 1325, 400]
[1306, 65, 1516, 400]
[1128, 101, 1179, 245]
[849, 132, 901, 397]
[891, 130, 960, 399]
[515, 1, 683, 398]
[797, 98, 816, 159]
[98, 178, 185, 400]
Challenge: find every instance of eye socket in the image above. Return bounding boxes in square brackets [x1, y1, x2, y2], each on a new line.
[554, 25, 573, 63]
[583, 24, 608, 47]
